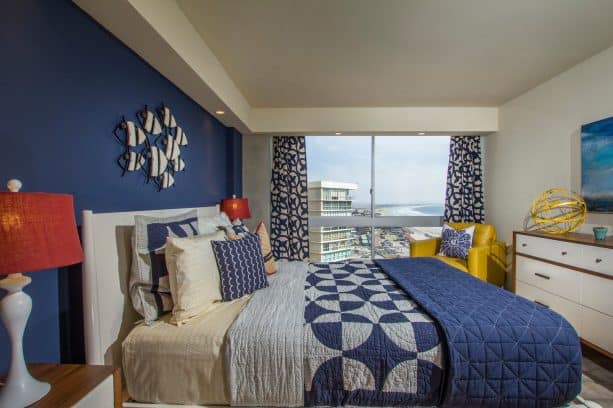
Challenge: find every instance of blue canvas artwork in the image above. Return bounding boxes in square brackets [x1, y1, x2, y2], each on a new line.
[582, 116, 613, 212]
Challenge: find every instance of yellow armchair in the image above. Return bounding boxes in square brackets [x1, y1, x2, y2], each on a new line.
[409, 223, 507, 286]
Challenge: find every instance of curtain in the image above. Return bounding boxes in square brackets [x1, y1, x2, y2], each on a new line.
[270, 136, 309, 260]
[444, 136, 484, 223]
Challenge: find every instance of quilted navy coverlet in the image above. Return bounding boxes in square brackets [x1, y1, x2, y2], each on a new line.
[304, 261, 445, 406]
[376, 257, 582, 408]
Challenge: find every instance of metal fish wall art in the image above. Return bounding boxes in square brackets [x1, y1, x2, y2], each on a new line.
[114, 103, 188, 191]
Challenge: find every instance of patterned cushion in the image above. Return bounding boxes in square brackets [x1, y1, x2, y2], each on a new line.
[165, 230, 226, 325]
[255, 221, 277, 275]
[130, 210, 199, 323]
[223, 219, 250, 240]
[211, 233, 268, 301]
[438, 223, 474, 259]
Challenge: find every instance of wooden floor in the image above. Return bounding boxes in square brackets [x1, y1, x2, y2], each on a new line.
[581, 345, 613, 406]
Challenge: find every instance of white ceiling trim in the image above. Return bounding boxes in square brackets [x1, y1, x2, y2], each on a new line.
[74, 0, 499, 135]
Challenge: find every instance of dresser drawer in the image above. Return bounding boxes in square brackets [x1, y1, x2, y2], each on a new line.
[581, 306, 613, 353]
[578, 245, 613, 277]
[516, 281, 581, 335]
[516, 255, 581, 303]
[515, 234, 582, 268]
[581, 273, 613, 317]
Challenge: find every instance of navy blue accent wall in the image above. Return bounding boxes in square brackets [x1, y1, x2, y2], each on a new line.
[0, 0, 242, 372]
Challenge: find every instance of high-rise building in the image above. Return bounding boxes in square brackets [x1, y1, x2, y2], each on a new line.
[308, 181, 358, 262]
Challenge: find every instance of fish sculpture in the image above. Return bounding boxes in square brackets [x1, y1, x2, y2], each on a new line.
[148, 146, 168, 179]
[164, 135, 181, 160]
[113, 117, 147, 147]
[171, 158, 186, 172]
[160, 105, 177, 128]
[139, 105, 162, 135]
[117, 151, 145, 176]
[174, 126, 188, 146]
[115, 103, 188, 191]
[157, 172, 175, 189]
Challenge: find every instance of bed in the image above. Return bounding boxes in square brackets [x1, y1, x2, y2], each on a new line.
[82, 206, 582, 408]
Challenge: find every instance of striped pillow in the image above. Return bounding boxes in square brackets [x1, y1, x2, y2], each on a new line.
[211, 233, 268, 301]
[255, 221, 277, 275]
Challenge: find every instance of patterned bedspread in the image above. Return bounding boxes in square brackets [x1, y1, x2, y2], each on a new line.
[304, 261, 445, 406]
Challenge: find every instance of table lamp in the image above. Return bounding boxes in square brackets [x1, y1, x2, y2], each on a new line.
[0, 180, 83, 407]
[220, 195, 251, 222]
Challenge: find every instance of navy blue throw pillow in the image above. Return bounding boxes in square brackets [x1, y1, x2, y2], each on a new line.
[438, 224, 474, 259]
[211, 233, 268, 301]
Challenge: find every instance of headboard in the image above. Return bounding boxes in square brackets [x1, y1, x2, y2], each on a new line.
[82, 205, 219, 367]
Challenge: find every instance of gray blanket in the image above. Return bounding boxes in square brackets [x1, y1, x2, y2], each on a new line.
[226, 261, 308, 406]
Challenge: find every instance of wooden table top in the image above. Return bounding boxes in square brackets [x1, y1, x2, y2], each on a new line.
[1, 364, 117, 408]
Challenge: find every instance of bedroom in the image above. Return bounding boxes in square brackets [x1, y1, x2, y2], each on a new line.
[0, 0, 612, 407]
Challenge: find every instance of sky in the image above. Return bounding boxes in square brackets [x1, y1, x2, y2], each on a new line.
[306, 136, 450, 207]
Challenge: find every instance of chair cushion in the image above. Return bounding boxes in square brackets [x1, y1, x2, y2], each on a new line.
[448, 222, 496, 246]
[434, 255, 468, 272]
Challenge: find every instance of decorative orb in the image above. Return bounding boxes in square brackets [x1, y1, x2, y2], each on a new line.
[6, 179, 22, 192]
[524, 188, 587, 234]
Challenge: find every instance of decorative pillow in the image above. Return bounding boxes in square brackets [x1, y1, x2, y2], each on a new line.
[199, 212, 233, 235]
[222, 219, 250, 240]
[165, 230, 226, 325]
[211, 233, 268, 301]
[254, 221, 277, 275]
[130, 210, 199, 324]
[438, 224, 475, 259]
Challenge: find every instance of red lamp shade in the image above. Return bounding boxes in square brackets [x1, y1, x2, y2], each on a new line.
[220, 197, 251, 221]
[0, 193, 83, 275]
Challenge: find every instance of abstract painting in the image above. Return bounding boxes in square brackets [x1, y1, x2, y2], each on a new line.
[581, 116, 613, 212]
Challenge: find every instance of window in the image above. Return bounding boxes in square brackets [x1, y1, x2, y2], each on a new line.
[307, 135, 449, 260]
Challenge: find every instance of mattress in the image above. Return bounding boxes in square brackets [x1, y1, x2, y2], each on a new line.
[122, 296, 250, 405]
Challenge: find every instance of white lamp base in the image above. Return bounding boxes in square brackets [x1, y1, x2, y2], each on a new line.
[0, 274, 51, 407]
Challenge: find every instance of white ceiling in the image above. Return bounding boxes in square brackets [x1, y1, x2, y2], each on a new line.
[177, 0, 613, 108]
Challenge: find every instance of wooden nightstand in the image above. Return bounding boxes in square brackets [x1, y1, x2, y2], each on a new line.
[1, 364, 121, 408]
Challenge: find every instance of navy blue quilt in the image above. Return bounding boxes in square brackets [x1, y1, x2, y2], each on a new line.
[376, 257, 582, 408]
[304, 261, 445, 406]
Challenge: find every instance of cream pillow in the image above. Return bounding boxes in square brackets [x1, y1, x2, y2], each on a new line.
[165, 230, 226, 325]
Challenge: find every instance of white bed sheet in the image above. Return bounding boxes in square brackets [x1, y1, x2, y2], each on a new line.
[122, 296, 250, 405]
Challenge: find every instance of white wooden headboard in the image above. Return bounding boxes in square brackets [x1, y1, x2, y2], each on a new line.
[82, 205, 219, 367]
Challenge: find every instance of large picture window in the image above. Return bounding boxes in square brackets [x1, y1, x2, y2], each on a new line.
[307, 135, 449, 261]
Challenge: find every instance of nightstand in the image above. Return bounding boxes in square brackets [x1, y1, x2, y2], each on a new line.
[1, 364, 121, 408]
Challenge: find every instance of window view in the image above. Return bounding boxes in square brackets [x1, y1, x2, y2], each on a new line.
[307, 135, 449, 261]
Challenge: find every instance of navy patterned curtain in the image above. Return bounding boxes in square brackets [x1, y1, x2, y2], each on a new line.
[444, 136, 484, 223]
[270, 136, 309, 261]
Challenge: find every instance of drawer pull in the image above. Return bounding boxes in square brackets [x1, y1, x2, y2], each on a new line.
[595, 258, 603, 264]
[534, 300, 549, 308]
[561, 251, 567, 256]
[521, 243, 527, 247]
[534, 273, 550, 280]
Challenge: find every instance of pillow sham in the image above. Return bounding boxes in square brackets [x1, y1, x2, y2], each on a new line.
[211, 233, 268, 301]
[254, 221, 277, 275]
[199, 212, 233, 235]
[130, 210, 199, 324]
[438, 223, 475, 259]
[165, 230, 226, 325]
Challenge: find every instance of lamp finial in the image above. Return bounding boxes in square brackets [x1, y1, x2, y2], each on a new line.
[7, 179, 22, 193]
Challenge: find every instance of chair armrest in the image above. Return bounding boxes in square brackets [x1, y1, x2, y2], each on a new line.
[409, 238, 441, 257]
[467, 245, 490, 281]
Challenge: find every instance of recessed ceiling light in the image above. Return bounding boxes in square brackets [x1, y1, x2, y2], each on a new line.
[215, 110, 225, 115]
[335, 132, 342, 135]
[418, 132, 426, 135]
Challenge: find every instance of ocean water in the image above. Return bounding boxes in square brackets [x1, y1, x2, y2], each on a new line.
[377, 204, 445, 216]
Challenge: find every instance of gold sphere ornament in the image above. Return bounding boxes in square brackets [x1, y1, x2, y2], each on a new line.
[524, 188, 587, 234]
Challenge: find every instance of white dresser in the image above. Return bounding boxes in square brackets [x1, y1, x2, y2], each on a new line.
[513, 231, 613, 358]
